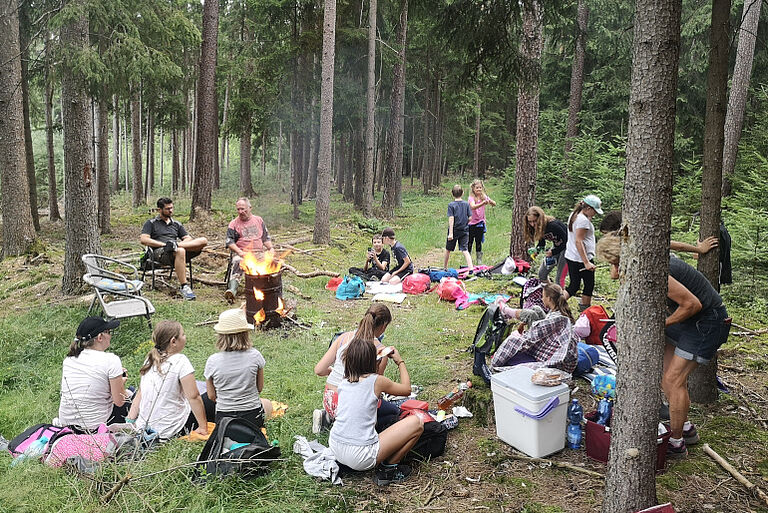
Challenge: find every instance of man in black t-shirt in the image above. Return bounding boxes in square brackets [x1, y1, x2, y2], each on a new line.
[140, 197, 208, 300]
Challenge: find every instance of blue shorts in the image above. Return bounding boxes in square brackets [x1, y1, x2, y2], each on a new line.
[665, 305, 730, 363]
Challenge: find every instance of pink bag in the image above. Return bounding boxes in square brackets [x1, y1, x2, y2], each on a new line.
[436, 277, 468, 303]
[402, 273, 431, 294]
[45, 432, 117, 467]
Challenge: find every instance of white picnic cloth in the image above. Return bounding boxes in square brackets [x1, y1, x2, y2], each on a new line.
[372, 293, 407, 304]
[365, 282, 403, 295]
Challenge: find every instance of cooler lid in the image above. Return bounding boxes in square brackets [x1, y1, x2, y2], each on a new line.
[490, 366, 569, 402]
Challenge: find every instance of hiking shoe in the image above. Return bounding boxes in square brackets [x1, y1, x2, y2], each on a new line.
[666, 440, 688, 459]
[180, 284, 196, 301]
[373, 463, 412, 486]
[312, 409, 332, 434]
[683, 424, 700, 445]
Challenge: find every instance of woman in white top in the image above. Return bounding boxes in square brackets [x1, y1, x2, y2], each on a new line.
[127, 321, 208, 439]
[564, 195, 603, 311]
[58, 317, 129, 431]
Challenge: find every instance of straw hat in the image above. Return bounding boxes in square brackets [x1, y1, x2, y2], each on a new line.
[213, 308, 254, 334]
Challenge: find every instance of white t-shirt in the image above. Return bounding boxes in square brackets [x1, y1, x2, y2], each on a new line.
[204, 348, 266, 412]
[58, 349, 124, 430]
[565, 212, 596, 262]
[135, 353, 195, 439]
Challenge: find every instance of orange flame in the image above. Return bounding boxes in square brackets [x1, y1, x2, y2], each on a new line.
[253, 288, 264, 300]
[240, 250, 289, 276]
[276, 297, 285, 316]
[255, 309, 266, 324]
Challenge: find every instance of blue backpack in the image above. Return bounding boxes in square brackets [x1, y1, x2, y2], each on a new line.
[574, 342, 600, 377]
[335, 275, 365, 300]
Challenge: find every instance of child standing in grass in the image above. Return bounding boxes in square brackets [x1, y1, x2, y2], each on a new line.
[205, 308, 272, 427]
[443, 184, 474, 270]
[380, 228, 413, 285]
[329, 337, 423, 486]
[127, 321, 208, 439]
[468, 179, 496, 266]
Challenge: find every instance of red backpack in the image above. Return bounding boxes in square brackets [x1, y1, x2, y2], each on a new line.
[435, 277, 467, 302]
[402, 273, 431, 294]
[580, 305, 611, 345]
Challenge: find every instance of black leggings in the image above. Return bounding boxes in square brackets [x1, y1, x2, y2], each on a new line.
[565, 258, 595, 298]
[348, 266, 387, 280]
[468, 224, 484, 253]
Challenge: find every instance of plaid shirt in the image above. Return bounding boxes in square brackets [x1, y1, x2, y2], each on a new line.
[491, 312, 578, 373]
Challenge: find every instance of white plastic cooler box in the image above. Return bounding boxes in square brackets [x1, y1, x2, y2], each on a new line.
[490, 366, 570, 458]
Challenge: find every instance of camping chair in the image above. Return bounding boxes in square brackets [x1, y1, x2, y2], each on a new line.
[82, 254, 155, 329]
[139, 246, 194, 290]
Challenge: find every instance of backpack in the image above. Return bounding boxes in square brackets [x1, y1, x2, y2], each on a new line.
[599, 321, 618, 364]
[410, 418, 448, 460]
[419, 268, 458, 282]
[577, 305, 612, 345]
[435, 277, 467, 302]
[471, 304, 510, 355]
[8, 424, 74, 459]
[335, 275, 365, 300]
[574, 342, 600, 377]
[402, 273, 431, 294]
[45, 432, 117, 467]
[195, 416, 280, 480]
[519, 277, 545, 310]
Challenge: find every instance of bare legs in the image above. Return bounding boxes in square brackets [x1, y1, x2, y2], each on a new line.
[376, 415, 424, 464]
[173, 237, 208, 285]
[661, 343, 698, 438]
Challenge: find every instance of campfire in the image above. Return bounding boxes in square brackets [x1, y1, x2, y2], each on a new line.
[240, 250, 289, 328]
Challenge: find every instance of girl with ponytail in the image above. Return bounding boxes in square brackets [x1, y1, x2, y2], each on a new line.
[313, 304, 394, 429]
[491, 283, 579, 373]
[127, 321, 208, 439]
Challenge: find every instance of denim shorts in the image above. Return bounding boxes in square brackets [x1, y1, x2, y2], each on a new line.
[665, 305, 730, 363]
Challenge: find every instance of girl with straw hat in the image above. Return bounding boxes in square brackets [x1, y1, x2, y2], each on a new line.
[204, 308, 272, 427]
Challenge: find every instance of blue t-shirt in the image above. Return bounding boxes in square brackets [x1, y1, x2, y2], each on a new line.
[447, 200, 471, 233]
[391, 241, 413, 275]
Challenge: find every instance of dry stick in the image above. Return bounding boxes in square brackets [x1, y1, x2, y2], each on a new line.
[191, 276, 226, 287]
[703, 444, 768, 507]
[730, 322, 766, 335]
[721, 379, 768, 430]
[101, 473, 132, 504]
[285, 284, 311, 299]
[506, 451, 604, 479]
[283, 315, 311, 330]
[195, 319, 217, 326]
[282, 262, 339, 278]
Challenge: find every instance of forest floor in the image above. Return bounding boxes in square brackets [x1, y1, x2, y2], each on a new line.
[0, 178, 766, 513]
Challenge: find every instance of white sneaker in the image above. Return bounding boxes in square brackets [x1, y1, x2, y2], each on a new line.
[180, 283, 196, 301]
[312, 409, 332, 434]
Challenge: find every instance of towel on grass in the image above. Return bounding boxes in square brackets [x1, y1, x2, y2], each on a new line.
[293, 435, 342, 485]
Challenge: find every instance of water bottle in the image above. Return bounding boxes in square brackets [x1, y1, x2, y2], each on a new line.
[566, 399, 583, 449]
[11, 436, 49, 467]
[596, 398, 613, 426]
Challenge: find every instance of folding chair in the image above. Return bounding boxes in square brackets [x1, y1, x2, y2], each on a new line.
[82, 254, 155, 329]
[140, 246, 194, 290]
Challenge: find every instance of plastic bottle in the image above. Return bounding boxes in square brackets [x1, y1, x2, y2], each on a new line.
[596, 398, 613, 426]
[437, 381, 472, 411]
[11, 436, 49, 467]
[566, 399, 583, 449]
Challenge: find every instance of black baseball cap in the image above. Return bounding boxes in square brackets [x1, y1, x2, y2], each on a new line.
[76, 317, 120, 341]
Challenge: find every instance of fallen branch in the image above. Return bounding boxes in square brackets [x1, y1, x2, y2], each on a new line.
[730, 322, 767, 335]
[720, 378, 768, 430]
[202, 248, 232, 259]
[192, 276, 226, 287]
[703, 444, 768, 507]
[506, 451, 604, 479]
[101, 472, 132, 504]
[195, 320, 218, 327]
[285, 284, 311, 299]
[282, 262, 339, 278]
[283, 315, 311, 330]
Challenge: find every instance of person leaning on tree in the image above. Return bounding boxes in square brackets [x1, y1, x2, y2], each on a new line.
[225, 197, 274, 302]
[596, 232, 730, 459]
[140, 197, 208, 300]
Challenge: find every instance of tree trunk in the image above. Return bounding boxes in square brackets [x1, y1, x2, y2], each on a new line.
[307, 114, 319, 199]
[220, 75, 230, 179]
[191, 0, 219, 219]
[564, 0, 588, 161]
[18, 0, 39, 232]
[313, 0, 336, 244]
[421, 81, 432, 194]
[509, 0, 543, 259]
[240, 124, 255, 196]
[721, 0, 761, 197]
[601, 0, 681, 510]
[337, 132, 346, 194]
[262, 130, 267, 177]
[123, 104, 130, 192]
[0, 0, 36, 255]
[361, 0, 377, 216]
[45, 37, 62, 222]
[382, 0, 408, 217]
[690, 0, 730, 405]
[130, 91, 144, 206]
[172, 129, 180, 193]
[344, 134, 354, 201]
[97, 97, 111, 234]
[277, 120, 283, 178]
[473, 98, 481, 178]
[60, 5, 101, 293]
[159, 127, 164, 187]
[147, 112, 155, 192]
[112, 97, 120, 192]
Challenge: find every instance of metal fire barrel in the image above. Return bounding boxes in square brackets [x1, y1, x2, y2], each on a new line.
[244, 271, 283, 328]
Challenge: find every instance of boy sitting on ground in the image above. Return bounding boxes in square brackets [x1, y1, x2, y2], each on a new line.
[380, 228, 413, 286]
[349, 235, 390, 281]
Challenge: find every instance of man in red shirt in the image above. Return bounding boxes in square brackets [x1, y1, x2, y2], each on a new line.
[225, 198, 274, 301]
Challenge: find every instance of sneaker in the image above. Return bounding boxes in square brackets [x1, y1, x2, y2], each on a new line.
[373, 463, 412, 486]
[666, 440, 688, 459]
[311, 409, 332, 434]
[683, 424, 700, 445]
[180, 284, 196, 301]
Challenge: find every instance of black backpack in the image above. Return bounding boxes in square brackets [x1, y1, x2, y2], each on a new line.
[195, 417, 280, 480]
[410, 420, 448, 460]
[471, 304, 510, 355]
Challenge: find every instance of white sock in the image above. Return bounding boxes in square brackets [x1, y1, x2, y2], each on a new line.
[669, 436, 684, 447]
[683, 421, 693, 431]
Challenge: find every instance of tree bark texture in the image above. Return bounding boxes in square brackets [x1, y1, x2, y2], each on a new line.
[690, 0, 730, 405]
[721, 0, 761, 197]
[601, 0, 681, 511]
[509, 0, 542, 259]
[191, 0, 219, 218]
[564, 0, 589, 159]
[97, 97, 111, 234]
[382, 0, 408, 217]
[240, 126, 255, 196]
[19, 1, 39, 231]
[112, 97, 120, 192]
[60, 6, 101, 293]
[45, 39, 61, 222]
[313, 0, 337, 244]
[0, 0, 36, 256]
[220, 75, 230, 178]
[130, 93, 144, 206]
[277, 120, 283, 178]
[361, 0, 377, 216]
